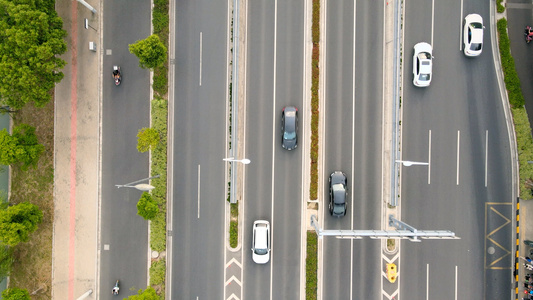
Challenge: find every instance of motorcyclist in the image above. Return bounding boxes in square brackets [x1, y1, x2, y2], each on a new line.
[112, 286, 119, 295]
[113, 69, 120, 79]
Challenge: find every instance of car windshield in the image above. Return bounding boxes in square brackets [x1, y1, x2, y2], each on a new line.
[333, 204, 344, 215]
[470, 43, 482, 51]
[284, 131, 296, 140]
[470, 22, 482, 29]
[417, 52, 431, 60]
[255, 248, 268, 255]
[332, 184, 345, 204]
[419, 74, 430, 81]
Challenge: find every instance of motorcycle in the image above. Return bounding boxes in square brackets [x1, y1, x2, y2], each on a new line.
[112, 280, 120, 295]
[525, 26, 533, 44]
[112, 66, 122, 86]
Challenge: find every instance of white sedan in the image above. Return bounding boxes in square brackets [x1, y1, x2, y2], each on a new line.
[251, 220, 270, 264]
[412, 42, 433, 87]
[463, 14, 483, 57]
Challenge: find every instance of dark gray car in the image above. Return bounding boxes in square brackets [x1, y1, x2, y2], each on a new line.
[281, 106, 298, 150]
[329, 171, 347, 217]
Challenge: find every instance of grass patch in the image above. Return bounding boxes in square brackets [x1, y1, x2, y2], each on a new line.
[497, 18, 533, 200]
[306, 232, 317, 300]
[150, 258, 165, 298]
[229, 203, 238, 248]
[152, 0, 169, 98]
[150, 97, 167, 252]
[9, 101, 54, 299]
[309, 0, 320, 200]
[148, 0, 169, 295]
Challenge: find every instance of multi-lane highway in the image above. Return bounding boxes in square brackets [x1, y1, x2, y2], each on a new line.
[321, 1, 384, 299]
[99, 1, 152, 298]
[144, 0, 513, 299]
[169, 0, 229, 298]
[401, 1, 513, 299]
[243, 0, 305, 299]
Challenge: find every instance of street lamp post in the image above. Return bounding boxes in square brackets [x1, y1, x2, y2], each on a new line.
[116, 175, 160, 191]
[223, 157, 251, 165]
[76, 0, 97, 13]
[395, 160, 429, 167]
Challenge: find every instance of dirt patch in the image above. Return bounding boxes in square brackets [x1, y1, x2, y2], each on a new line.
[8, 100, 54, 299]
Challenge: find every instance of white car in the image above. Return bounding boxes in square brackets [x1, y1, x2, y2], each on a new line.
[412, 42, 433, 87]
[463, 14, 483, 57]
[251, 220, 270, 264]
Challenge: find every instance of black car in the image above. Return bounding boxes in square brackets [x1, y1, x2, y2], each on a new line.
[329, 171, 347, 217]
[281, 106, 298, 150]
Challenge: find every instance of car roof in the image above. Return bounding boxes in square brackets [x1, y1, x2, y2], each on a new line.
[332, 184, 346, 204]
[254, 225, 268, 248]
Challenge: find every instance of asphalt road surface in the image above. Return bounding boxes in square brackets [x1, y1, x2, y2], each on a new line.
[321, 0, 384, 299]
[100, 0, 152, 299]
[401, 0, 513, 299]
[169, 0, 229, 298]
[243, 0, 305, 299]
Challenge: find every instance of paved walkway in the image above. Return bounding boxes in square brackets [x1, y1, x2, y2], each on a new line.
[51, 0, 101, 299]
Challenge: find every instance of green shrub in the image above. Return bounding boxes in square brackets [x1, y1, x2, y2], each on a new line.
[150, 213, 166, 252]
[309, 0, 320, 200]
[229, 203, 238, 248]
[153, 9, 169, 37]
[497, 18, 524, 107]
[306, 232, 317, 300]
[153, 66, 168, 97]
[497, 0, 505, 13]
[150, 258, 166, 286]
[312, 0, 320, 44]
[497, 19, 533, 199]
[137, 192, 159, 220]
[150, 97, 168, 252]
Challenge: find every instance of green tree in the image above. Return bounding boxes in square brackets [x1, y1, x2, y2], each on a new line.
[137, 192, 158, 220]
[137, 128, 160, 153]
[0, 124, 45, 170]
[0, 0, 67, 109]
[129, 35, 167, 70]
[0, 202, 43, 246]
[126, 287, 160, 300]
[2, 287, 30, 300]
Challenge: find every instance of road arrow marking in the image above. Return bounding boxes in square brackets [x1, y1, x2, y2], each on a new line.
[226, 293, 240, 300]
[225, 276, 242, 286]
[225, 257, 242, 268]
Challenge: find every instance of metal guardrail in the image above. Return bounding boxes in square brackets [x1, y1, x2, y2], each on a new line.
[229, 0, 239, 204]
[390, 0, 402, 207]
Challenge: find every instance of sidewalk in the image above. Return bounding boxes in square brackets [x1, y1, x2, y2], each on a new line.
[51, 0, 101, 298]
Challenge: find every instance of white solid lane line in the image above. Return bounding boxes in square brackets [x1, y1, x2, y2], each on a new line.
[270, 0, 278, 299]
[350, 1, 357, 299]
[197, 164, 201, 218]
[428, 130, 432, 185]
[199, 32, 202, 86]
[485, 130, 488, 187]
[426, 264, 430, 300]
[431, 0, 435, 47]
[456, 130, 460, 185]
[459, 0, 463, 51]
[455, 265, 458, 300]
